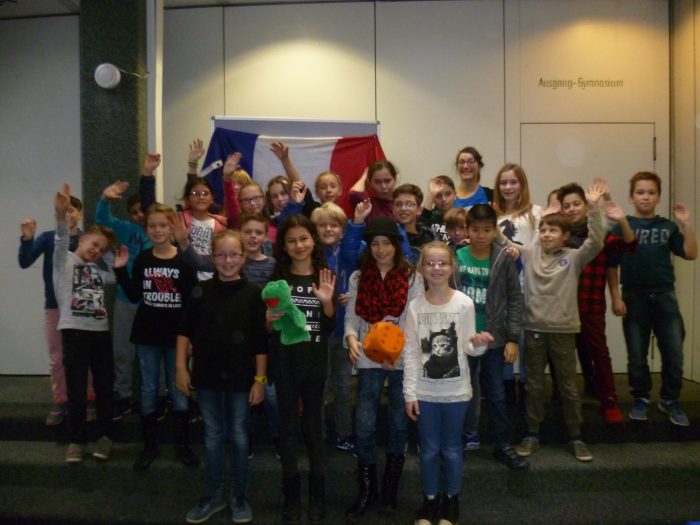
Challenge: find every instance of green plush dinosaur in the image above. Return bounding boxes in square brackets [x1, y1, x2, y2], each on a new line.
[261, 279, 310, 345]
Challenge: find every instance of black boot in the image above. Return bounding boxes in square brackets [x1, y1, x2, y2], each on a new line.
[438, 493, 459, 525]
[133, 412, 158, 471]
[282, 474, 302, 523]
[379, 453, 405, 514]
[173, 410, 200, 467]
[345, 463, 377, 518]
[415, 494, 440, 525]
[308, 474, 325, 522]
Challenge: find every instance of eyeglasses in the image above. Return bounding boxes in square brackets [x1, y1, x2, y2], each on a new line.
[213, 252, 244, 261]
[189, 190, 211, 197]
[423, 260, 450, 269]
[394, 201, 418, 210]
[458, 159, 477, 166]
[241, 195, 264, 204]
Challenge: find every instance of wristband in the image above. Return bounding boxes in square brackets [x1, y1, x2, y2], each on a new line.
[254, 375, 268, 385]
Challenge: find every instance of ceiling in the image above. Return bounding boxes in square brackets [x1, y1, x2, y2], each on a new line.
[0, 0, 350, 20]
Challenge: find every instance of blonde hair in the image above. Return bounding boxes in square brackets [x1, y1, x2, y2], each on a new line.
[211, 229, 245, 255]
[314, 171, 342, 191]
[310, 202, 348, 228]
[417, 240, 456, 275]
[143, 202, 175, 225]
[231, 168, 252, 187]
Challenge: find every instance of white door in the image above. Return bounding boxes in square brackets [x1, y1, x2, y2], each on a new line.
[520, 122, 665, 373]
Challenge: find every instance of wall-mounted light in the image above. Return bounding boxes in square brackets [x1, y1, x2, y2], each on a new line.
[94, 63, 147, 89]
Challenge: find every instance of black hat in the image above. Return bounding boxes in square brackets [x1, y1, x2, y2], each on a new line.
[363, 216, 402, 242]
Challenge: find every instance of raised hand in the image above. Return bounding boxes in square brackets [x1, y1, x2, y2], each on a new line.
[270, 141, 289, 161]
[602, 200, 626, 222]
[673, 203, 692, 225]
[20, 218, 37, 241]
[102, 180, 129, 201]
[144, 153, 162, 176]
[55, 183, 71, 219]
[312, 268, 336, 304]
[585, 181, 607, 206]
[113, 245, 129, 268]
[222, 152, 242, 179]
[188, 139, 205, 163]
[542, 197, 561, 216]
[592, 177, 611, 200]
[353, 198, 373, 224]
[168, 212, 190, 247]
[290, 181, 308, 204]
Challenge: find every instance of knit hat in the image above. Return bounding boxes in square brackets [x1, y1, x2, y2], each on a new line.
[363, 216, 402, 242]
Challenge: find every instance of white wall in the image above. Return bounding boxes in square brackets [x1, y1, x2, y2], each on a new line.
[0, 16, 81, 374]
[671, 0, 699, 382]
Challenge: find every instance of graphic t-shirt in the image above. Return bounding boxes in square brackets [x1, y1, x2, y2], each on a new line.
[115, 250, 197, 346]
[190, 217, 215, 281]
[456, 246, 490, 332]
[69, 265, 108, 320]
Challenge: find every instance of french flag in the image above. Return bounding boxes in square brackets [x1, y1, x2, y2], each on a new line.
[201, 127, 386, 215]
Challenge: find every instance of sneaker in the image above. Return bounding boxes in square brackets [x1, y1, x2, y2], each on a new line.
[658, 400, 690, 427]
[65, 443, 85, 463]
[335, 436, 357, 456]
[462, 432, 480, 452]
[571, 439, 593, 462]
[46, 403, 67, 426]
[185, 489, 227, 524]
[493, 445, 529, 470]
[93, 436, 113, 460]
[112, 397, 133, 421]
[601, 399, 623, 425]
[514, 436, 539, 457]
[86, 400, 97, 422]
[628, 398, 650, 421]
[231, 496, 253, 523]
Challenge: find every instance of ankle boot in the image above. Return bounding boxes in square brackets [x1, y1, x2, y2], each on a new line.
[345, 463, 377, 518]
[133, 412, 158, 471]
[437, 493, 459, 525]
[308, 474, 325, 522]
[282, 474, 302, 523]
[379, 453, 405, 514]
[173, 410, 200, 467]
[416, 494, 441, 525]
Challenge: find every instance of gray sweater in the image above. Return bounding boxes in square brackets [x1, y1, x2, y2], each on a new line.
[520, 207, 605, 333]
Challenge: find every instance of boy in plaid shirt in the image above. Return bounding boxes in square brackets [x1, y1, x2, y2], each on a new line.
[558, 182, 636, 424]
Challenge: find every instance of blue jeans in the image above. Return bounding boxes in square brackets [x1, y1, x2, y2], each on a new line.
[418, 400, 467, 497]
[136, 345, 188, 415]
[464, 348, 510, 447]
[198, 389, 250, 498]
[262, 383, 279, 439]
[356, 368, 407, 465]
[622, 290, 685, 401]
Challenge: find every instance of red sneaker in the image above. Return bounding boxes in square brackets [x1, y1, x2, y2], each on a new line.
[602, 400, 623, 424]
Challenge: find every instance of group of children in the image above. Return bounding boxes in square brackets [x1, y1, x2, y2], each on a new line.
[17, 140, 697, 525]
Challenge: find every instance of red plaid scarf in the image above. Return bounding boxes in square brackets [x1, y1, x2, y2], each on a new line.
[355, 262, 409, 324]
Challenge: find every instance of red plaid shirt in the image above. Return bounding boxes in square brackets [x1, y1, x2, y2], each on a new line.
[568, 223, 637, 314]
